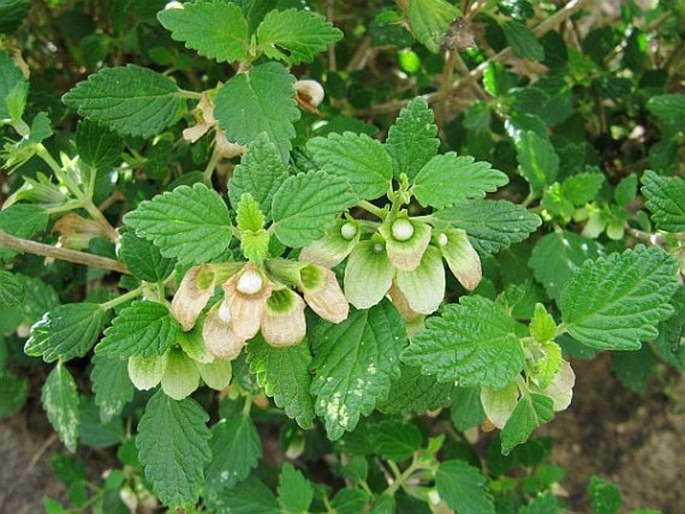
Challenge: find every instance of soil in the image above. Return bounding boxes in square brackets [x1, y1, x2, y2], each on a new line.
[1, 355, 683, 513]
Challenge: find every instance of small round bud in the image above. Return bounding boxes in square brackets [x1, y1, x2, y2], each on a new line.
[437, 233, 448, 246]
[373, 243, 384, 254]
[218, 300, 232, 323]
[391, 219, 414, 241]
[340, 222, 357, 240]
[236, 269, 264, 295]
[165, 1, 184, 9]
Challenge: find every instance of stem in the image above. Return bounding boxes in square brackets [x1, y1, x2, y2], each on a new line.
[625, 226, 666, 247]
[383, 459, 421, 496]
[82, 199, 119, 242]
[203, 146, 223, 182]
[0, 230, 129, 274]
[178, 89, 202, 100]
[520, 191, 537, 208]
[100, 286, 143, 311]
[554, 322, 568, 338]
[357, 200, 385, 219]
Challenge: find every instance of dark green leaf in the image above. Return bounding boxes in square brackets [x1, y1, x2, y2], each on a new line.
[119, 232, 176, 283]
[278, 463, 314, 514]
[91, 355, 135, 423]
[641, 170, 685, 233]
[500, 394, 554, 454]
[368, 420, 421, 461]
[435, 460, 495, 514]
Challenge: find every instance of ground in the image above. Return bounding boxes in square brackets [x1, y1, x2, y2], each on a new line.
[1, 355, 683, 513]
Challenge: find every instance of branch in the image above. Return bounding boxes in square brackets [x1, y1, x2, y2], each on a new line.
[0, 230, 129, 274]
[359, 0, 591, 116]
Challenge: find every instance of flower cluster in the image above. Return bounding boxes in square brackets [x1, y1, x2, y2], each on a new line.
[171, 260, 348, 360]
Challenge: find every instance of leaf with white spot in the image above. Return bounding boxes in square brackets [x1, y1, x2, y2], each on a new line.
[42, 362, 80, 452]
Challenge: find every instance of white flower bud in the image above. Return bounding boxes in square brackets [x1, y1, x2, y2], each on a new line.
[294, 79, 325, 107]
[391, 219, 415, 241]
[236, 268, 264, 295]
[340, 222, 357, 240]
[165, 1, 184, 9]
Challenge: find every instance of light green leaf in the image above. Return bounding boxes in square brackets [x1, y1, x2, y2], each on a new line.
[0, 203, 49, 262]
[0, 370, 29, 418]
[500, 393, 554, 454]
[378, 363, 457, 415]
[75, 119, 123, 171]
[272, 170, 356, 248]
[257, 8, 343, 65]
[401, 296, 525, 388]
[407, 0, 459, 53]
[368, 420, 422, 462]
[0, 0, 30, 35]
[614, 174, 637, 207]
[214, 62, 300, 161]
[385, 97, 440, 180]
[123, 183, 232, 264]
[343, 240, 395, 310]
[310, 300, 407, 440]
[588, 476, 622, 514]
[91, 356, 134, 423]
[206, 476, 279, 514]
[641, 170, 685, 233]
[0, 270, 23, 308]
[42, 362, 80, 452]
[559, 246, 679, 351]
[516, 131, 558, 195]
[157, 0, 248, 63]
[278, 463, 314, 514]
[647, 94, 685, 136]
[529, 303, 556, 343]
[62, 65, 181, 138]
[561, 172, 605, 206]
[528, 231, 602, 300]
[502, 21, 544, 61]
[97, 301, 179, 358]
[435, 460, 495, 514]
[25, 303, 106, 362]
[206, 414, 262, 494]
[161, 348, 200, 400]
[246, 335, 315, 428]
[137, 390, 211, 507]
[119, 232, 176, 283]
[436, 199, 541, 255]
[307, 132, 393, 201]
[228, 132, 289, 220]
[0, 50, 28, 123]
[412, 153, 508, 209]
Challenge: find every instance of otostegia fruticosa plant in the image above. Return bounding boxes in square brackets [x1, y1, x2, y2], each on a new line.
[1, 0, 684, 511]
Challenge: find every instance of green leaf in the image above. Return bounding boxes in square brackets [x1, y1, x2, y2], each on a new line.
[559, 246, 679, 350]
[75, 119, 123, 171]
[0, 0, 30, 34]
[307, 132, 393, 201]
[272, 171, 356, 248]
[588, 476, 622, 514]
[206, 476, 279, 514]
[137, 390, 211, 507]
[97, 301, 179, 357]
[0, 50, 28, 123]
[257, 8, 343, 65]
[157, 0, 248, 63]
[228, 133, 289, 221]
[561, 172, 604, 206]
[278, 463, 314, 514]
[214, 62, 300, 162]
[119, 232, 175, 283]
[78, 395, 124, 448]
[516, 131, 558, 195]
[401, 296, 524, 388]
[435, 460, 495, 514]
[378, 363, 457, 415]
[42, 363, 80, 452]
[500, 393, 554, 455]
[610, 345, 657, 394]
[614, 174, 637, 207]
[91, 356, 135, 423]
[62, 65, 181, 138]
[647, 94, 685, 136]
[0, 270, 23, 308]
[25, 303, 106, 362]
[123, 183, 232, 264]
[0, 203, 49, 262]
[450, 386, 485, 432]
[385, 97, 440, 180]
[368, 420, 422, 461]
[206, 414, 262, 494]
[310, 300, 407, 440]
[0, 370, 29, 418]
[528, 231, 602, 300]
[331, 488, 368, 514]
[436, 199, 541, 255]
[412, 153, 508, 209]
[529, 303, 556, 343]
[246, 336, 315, 428]
[641, 170, 685, 233]
[407, 0, 459, 53]
[502, 21, 544, 61]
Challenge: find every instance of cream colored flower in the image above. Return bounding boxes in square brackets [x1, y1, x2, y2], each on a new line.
[171, 264, 217, 331]
[260, 288, 307, 347]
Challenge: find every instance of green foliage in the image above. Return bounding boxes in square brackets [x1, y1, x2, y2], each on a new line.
[137, 391, 211, 507]
[62, 65, 182, 137]
[42, 363, 80, 452]
[641, 170, 685, 232]
[407, 0, 460, 53]
[0, 51, 28, 124]
[435, 460, 495, 514]
[278, 463, 314, 514]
